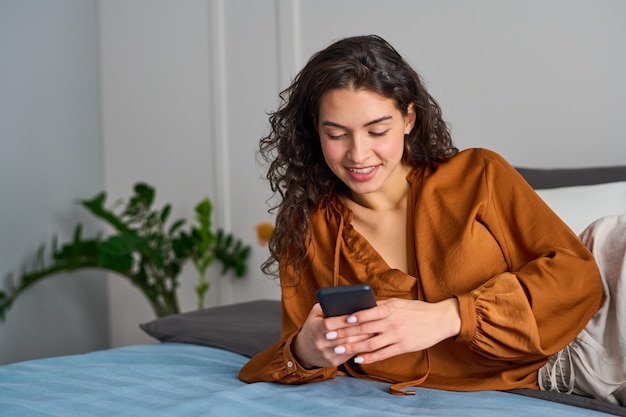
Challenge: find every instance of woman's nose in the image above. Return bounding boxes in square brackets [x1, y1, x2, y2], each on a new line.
[347, 135, 368, 163]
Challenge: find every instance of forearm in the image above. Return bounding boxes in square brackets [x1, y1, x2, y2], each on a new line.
[440, 298, 461, 340]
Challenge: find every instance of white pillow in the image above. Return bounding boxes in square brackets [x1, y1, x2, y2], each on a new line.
[536, 181, 626, 235]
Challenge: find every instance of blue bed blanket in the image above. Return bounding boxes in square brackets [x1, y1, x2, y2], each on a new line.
[0, 342, 615, 417]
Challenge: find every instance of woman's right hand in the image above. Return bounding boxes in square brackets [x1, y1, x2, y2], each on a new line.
[292, 303, 374, 369]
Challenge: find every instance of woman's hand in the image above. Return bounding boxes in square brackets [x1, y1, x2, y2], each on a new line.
[292, 303, 376, 369]
[345, 298, 461, 364]
[293, 298, 461, 368]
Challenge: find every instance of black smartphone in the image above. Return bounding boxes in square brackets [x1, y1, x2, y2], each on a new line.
[316, 284, 377, 317]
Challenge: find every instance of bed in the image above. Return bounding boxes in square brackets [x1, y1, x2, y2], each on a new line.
[2, 164, 626, 417]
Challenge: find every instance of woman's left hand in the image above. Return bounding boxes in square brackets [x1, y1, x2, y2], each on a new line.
[326, 297, 461, 364]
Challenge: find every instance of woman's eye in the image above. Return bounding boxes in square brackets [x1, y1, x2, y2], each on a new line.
[370, 129, 389, 137]
[326, 132, 345, 139]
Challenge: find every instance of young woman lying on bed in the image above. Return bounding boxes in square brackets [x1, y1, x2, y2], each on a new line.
[239, 34, 625, 404]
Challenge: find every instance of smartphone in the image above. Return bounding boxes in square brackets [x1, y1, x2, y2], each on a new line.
[316, 284, 377, 317]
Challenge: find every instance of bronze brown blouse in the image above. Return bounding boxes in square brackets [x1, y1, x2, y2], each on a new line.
[239, 148, 603, 393]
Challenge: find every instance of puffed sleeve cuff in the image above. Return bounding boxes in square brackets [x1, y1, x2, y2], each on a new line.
[280, 331, 337, 382]
[240, 329, 337, 384]
[455, 293, 477, 344]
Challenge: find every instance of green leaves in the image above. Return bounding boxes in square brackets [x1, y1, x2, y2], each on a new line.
[214, 230, 251, 277]
[0, 183, 251, 320]
[81, 192, 130, 234]
[182, 197, 251, 309]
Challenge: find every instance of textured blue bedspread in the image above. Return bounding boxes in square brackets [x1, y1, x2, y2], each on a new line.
[0, 342, 612, 416]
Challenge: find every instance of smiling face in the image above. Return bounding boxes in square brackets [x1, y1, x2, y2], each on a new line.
[317, 87, 415, 205]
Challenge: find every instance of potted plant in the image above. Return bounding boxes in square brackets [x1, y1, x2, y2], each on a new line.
[0, 183, 250, 319]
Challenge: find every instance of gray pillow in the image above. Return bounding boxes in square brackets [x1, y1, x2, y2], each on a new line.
[140, 299, 281, 357]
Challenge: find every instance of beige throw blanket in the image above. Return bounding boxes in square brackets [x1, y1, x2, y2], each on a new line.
[571, 214, 626, 405]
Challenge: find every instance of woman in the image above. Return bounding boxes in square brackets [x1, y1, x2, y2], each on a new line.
[239, 34, 603, 396]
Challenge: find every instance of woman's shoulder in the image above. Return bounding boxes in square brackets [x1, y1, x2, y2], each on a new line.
[433, 148, 514, 175]
[417, 148, 518, 189]
[309, 195, 345, 225]
[448, 147, 509, 165]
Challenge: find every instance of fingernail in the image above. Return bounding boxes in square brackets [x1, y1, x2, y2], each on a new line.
[354, 356, 364, 364]
[347, 316, 357, 324]
[334, 346, 346, 354]
[325, 331, 337, 340]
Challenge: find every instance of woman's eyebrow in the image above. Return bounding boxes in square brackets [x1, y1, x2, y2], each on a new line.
[320, 115, 393, 129]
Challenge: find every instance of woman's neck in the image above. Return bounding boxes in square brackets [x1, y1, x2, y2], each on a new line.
[345, 164, 412, 212]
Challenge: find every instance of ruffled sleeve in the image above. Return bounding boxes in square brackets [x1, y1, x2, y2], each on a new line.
[454, 149, 604, 360]
[239, 234, 340, 384]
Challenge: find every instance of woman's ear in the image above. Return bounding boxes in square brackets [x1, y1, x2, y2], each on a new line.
[404, 103, 416, 134]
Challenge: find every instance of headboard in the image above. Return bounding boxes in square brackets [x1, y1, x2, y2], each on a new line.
[516, 165, 626, 189]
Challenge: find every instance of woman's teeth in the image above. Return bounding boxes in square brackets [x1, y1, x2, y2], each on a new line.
[349, 166, 375, 174]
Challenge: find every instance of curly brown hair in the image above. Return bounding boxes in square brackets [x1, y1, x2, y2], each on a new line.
[258, 35, 458, 278]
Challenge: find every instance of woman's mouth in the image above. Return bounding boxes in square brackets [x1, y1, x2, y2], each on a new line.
[346, 165, 378, 181]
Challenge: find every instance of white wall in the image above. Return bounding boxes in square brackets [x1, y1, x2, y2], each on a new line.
[0, 0, 108, 364]
[2, 0, 624, 357]
[99, 0, 282, 347]
[296, 0, 626, 168]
